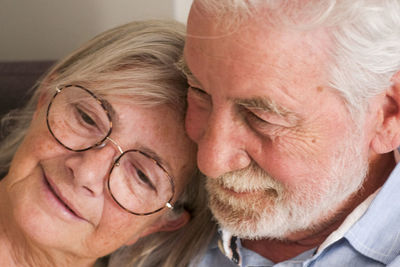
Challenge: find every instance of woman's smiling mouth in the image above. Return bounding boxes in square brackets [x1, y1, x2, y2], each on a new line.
[42, 171, 87, 222]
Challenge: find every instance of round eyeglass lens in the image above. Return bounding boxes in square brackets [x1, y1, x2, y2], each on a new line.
[108, 150, 174, 215]
[47, 85, 111, 151]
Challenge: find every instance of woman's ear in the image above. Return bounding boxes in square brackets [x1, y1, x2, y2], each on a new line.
[371, 71, 400, 154]
[157, 209, 191, 232]
[124, 210, 191, 246]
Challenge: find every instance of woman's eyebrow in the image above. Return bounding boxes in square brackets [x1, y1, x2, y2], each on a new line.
[100, 97, 172, 173]
[137, 145, 173, 176]
[100, 98, 118, 122]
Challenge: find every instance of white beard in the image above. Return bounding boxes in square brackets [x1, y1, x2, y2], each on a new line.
[206, 127, 369, 240]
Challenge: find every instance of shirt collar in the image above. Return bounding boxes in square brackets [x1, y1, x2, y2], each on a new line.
[217, 229, 242, 265]
[316, 187, 379, 253]
[344, 159, 400, 264]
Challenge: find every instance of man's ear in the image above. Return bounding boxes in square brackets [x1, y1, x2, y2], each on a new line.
[371, 71, 400, 154]
[124, 210, 190, 246]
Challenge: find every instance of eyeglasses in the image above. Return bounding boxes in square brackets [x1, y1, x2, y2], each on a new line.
[46, 84, 175, 216]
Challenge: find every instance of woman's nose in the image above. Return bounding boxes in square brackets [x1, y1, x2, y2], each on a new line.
[65, 143, 118, 197]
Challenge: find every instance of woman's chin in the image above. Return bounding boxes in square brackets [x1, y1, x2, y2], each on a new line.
[7, 166, 90, 254]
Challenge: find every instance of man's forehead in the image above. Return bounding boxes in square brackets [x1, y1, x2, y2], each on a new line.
[185, 4, 333, 109]
[185, 21, 331, 85]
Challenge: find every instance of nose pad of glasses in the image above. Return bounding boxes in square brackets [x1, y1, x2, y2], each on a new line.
[96, 142, 107, 149]
[95, 137, 124, 154]
[94, 137, 124, 169]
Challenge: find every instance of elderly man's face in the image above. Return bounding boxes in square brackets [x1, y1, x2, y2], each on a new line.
[184, 9, 377, 240]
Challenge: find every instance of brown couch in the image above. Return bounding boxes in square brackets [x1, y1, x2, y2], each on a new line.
[0, 61, 54, 177]
[0, 61, 54, 117]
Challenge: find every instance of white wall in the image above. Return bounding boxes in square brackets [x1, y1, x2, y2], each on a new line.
[173, 0, 193, 26]
[0, 0, 193, 61]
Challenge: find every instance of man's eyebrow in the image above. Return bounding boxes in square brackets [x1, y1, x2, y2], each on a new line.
[176, 57, 201, 86]
[235, 97, 291, 117]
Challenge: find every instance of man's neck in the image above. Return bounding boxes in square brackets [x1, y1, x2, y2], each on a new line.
[242, 152, 395, 263]
[241, 217, 344, 263]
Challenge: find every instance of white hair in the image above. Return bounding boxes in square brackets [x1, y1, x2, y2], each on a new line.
[192, 0, 400, 118]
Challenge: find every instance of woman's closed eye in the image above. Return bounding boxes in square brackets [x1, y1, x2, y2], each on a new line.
[136, 169, 158, 193]
[77, 107, 97, 126]
[73, 104, 107, 134]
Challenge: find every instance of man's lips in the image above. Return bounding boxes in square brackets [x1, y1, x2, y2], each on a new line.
[216, 183, 279, 198]
[44, 174, 86, 221]
[217, 184, 257, 196]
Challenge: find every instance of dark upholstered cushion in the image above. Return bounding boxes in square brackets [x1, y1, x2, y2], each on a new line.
[0, 61, 54, 118]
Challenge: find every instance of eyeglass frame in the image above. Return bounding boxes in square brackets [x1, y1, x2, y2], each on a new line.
[45, 84, 176, 216]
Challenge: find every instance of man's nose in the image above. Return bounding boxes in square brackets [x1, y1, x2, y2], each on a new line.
[65, 143, 117, 197]
[196, 109, 251, 179]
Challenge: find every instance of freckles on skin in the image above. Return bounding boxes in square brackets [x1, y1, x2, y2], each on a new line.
[118, 103, 196, 194]
[7, 117, 59, 188]
[2, 95, 197, 260]
[86, 216, 144, 255]
[82, 177, 167, 256]
[278, 127, 321, 156]
[254, 103, 335, 159]
[258, 123, 322, 161]
[276, 125, 332, 160]
[252, 90, 352, 185]
[289, 90, 350, 153]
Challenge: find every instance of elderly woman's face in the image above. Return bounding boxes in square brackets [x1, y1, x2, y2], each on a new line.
[3, 86, 196, 259]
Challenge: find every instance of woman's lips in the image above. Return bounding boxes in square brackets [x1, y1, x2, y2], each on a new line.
[43, 174, 86, 221]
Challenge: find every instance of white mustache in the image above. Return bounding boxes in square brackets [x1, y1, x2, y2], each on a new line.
[209, 162, 285, 195]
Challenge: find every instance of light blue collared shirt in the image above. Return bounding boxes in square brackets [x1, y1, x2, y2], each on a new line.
[191, 161, 400, 267]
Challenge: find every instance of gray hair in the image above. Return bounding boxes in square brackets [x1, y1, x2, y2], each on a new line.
[192, 0, 400, 119]
[0, 19, 216, 265]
